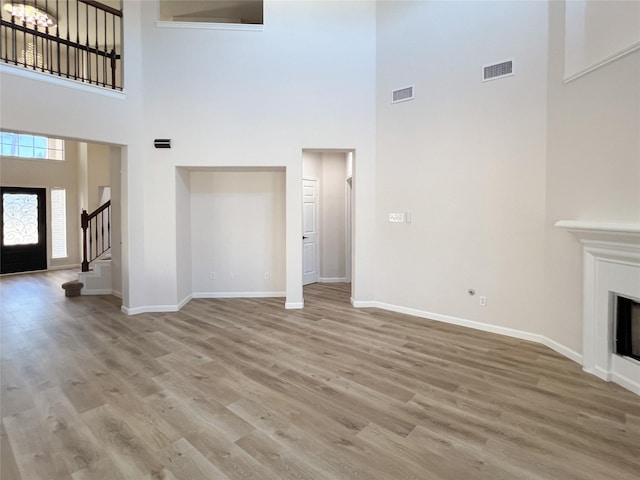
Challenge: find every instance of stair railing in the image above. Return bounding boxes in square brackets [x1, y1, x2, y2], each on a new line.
[81, 200, 111, 272]
[0, 0, 124, 90]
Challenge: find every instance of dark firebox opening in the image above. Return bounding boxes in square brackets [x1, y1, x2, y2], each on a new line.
[616, 295, 640, 362]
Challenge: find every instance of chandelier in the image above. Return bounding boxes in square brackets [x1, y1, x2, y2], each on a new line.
[3, 2, 57, 29]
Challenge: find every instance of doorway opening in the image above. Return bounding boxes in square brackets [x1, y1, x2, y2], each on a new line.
[301, 149, 354, 302]
[0, 134, 123, 299]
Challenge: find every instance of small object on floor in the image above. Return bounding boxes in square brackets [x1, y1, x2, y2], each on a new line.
[61, 280, 83, 297]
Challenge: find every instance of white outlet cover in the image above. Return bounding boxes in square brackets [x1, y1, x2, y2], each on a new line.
[389, 213, 405, 223]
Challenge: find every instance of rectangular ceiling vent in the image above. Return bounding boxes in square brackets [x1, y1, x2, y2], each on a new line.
[392, 85, 414, 104]
[483, 60, 514, 82]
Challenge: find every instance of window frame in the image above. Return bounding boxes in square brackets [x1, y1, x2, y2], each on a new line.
[50, 188, 68, 259]
[0, 131, 65, 161]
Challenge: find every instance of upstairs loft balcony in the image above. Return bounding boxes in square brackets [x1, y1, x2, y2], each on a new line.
[0, 0, 122, 90]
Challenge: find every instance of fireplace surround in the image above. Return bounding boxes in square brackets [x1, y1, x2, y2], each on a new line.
[615, 295, 640, 361]
[556, 221, 640, 394]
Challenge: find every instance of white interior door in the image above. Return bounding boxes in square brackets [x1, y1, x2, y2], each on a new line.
[302, 178, 319, 285]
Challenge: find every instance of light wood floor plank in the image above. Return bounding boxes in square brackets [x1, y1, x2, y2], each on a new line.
[1, 270, 638, 479]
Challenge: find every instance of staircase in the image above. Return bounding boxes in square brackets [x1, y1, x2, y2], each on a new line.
[76, 201, 113, 295]
[78, 256, 112, 295]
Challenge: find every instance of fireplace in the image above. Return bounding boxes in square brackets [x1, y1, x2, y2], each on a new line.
[556, 220, 640, 395]
[616, 295, 640, 361]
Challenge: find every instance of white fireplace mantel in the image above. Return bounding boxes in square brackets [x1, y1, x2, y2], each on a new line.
[555, 220, 640, 243]
[556, 220, 640, 395]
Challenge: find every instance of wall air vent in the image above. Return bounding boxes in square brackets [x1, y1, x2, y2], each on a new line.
[391, 85, 414, 104]
[482, 60, 514, 81]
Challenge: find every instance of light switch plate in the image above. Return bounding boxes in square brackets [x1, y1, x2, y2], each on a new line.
[389, 213, 405, 223]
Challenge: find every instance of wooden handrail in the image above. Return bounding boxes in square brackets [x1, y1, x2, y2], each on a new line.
[81, 200, 111, 272]
[79, 0, 123, 18]
[0, 21, 122, 60]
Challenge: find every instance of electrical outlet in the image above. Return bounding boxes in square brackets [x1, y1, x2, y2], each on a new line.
[389, 213, 404, 223]
[210, 272, 216, 280]
[264, 272, 270, 280]
[480, 296, 487, 307]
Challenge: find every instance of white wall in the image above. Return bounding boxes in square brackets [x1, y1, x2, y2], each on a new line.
[87, 144, 112, 211]
[375, 1, 548, 333]
[110, 146, 122, 297]
[190, 169, 286, 296]
[564, 0, 640, 79]
[176, 168, 192, 303]
[320, 153, 347, 281]
[0, 0, 145, 309]
[1, 0, 377, 312]
[543, 1, 640, 354]
[141, 0, 376, 310]
[0, 142, 81, 269]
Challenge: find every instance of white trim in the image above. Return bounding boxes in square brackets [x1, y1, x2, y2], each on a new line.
[318, 277, 347, 283]
[584, 365, 610, 382]
[80, 288, 113, 295]
[193, 291, 285, 299]
[564, 41, 640, 84]
[302, 176, 320, 286]
[557, 221, 640, 395]
[584, 361, 640, 396]
[611, 372, 640, 396]
[352, 300, 583, 366]
[285, 301, 304, 309]
[48, 263, 81, 271]
[121, 304, 183, 315]
[351, 298, 377, 308]
[0, 64, 126, 99]
[374, 301, 544, 343]
[155, 21, 263, 32]
[177, 293, 193, 309]
[554, 220, 640, 235]
[611, 355, 640, 395]
[542, 336, 582, 364]
[122, 292, 285, 315]
[112, 290, 122, 299]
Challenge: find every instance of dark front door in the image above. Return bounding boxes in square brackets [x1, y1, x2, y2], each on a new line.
[1, 187, 47, 274]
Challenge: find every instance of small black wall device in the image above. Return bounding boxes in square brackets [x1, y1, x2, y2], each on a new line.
[154, 139, 171, 149]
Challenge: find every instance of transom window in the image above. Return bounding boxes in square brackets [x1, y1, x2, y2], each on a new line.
[0, 131, 65, 161]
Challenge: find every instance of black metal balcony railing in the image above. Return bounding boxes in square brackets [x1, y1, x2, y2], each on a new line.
[0, 0, 123, 90]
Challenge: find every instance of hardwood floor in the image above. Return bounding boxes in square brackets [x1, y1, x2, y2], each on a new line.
[1, 270, 638, 479]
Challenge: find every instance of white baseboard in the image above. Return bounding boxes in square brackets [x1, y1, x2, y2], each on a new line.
[193, 291, 286, 299]
[583, 365, 640, 395]
[112, 290, 123, 299]
[122, 292, 285, 315]
[122, 304, 184, 315]
[81, 288, 114, 295]
[319, 277, 347, 283]
[540, 336, 582, 364]
[49, 264, 81, 271]
[177, 293, 193, 309]
[353, 300, 583, 368]
[374, 300, 542, 342]
[285, 301, 304, 309]
[611, 372, 640, 396]
[351, 298, 377, 308]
